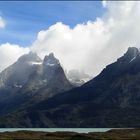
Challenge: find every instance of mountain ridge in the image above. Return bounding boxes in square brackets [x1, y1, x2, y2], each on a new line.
[0, 47, 140, 127]
[0, 52, 73, 116]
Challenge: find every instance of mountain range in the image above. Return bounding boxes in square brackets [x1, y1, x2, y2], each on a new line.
[0, 52, 73, 116]
[0, 47, 140, 127]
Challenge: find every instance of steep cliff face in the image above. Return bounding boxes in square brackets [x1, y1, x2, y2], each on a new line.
[20, 53, 73, 100]
[0, 52, 73, 116]
[0, 52, 42, 99]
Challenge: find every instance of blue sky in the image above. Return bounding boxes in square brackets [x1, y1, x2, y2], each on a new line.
[0, 1, 105, 47]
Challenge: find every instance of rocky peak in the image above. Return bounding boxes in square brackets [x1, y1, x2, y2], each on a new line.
[17, 52, 42, 63]
[43, 53, 59, 66]
[115, 47, 140, 65]
[124, 47, 139, 61]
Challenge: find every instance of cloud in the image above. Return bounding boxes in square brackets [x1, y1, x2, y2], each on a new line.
[30, 1, 140, 77]
[31, 21, 110, 76]
[1, 1, 140, 79]
[0, 17, 29, 72]
[0, 43, 29, 71]
[0, 16, 6, 28]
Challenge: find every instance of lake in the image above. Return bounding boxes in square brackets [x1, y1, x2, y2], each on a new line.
[0, 128, 111, 133]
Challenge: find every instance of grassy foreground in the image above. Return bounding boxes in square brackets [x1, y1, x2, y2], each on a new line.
[0, 129, 139, 140]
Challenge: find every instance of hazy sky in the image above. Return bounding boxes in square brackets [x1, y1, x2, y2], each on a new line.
[0, 1, 140, 78]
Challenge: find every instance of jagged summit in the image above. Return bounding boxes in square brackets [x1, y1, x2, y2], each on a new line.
[125, 47, 139, 57]
[0, 52, 42, 89]
[115, 47, 140, 64]
[18, 51, 42, 63]
[43, 53, 59, 66]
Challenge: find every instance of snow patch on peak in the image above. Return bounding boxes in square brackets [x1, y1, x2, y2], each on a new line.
[129, 56, 136, 63]
[28, 61, 42, 65]
[43, 79, 47, 83]
[45, 63, 55, 66]
[14, 84, 22, 88]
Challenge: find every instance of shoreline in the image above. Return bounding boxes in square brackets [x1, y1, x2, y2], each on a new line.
[0, 128, 139, 139]
[0, 128, 111, 133]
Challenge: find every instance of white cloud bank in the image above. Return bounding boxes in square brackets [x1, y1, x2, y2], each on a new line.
[0, 43, 29, 71]
[31, 1, 140, 77]
[0, 16, 29, 71]
[1, 1, 140, 78]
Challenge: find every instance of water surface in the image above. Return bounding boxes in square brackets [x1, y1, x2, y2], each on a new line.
[0, 128, 111, 133]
